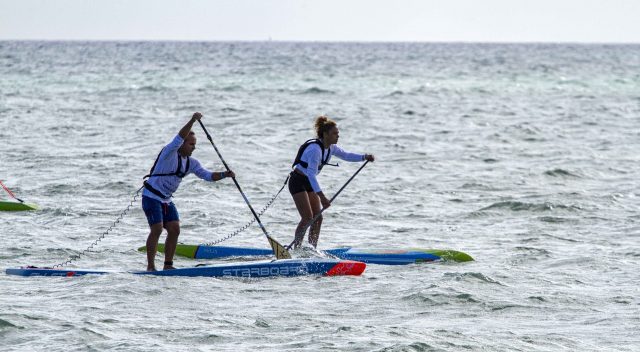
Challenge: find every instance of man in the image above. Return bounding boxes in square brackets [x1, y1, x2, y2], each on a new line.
[142, 112, 234, 271]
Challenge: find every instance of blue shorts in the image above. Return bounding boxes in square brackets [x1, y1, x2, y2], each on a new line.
[142, 196, 180, 226]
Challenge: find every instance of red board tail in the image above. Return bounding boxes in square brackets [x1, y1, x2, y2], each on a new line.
[325, 260, 366, 276]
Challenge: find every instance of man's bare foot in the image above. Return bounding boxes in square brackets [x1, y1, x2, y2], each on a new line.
[163, 261, 175, 270]
[147, 266, 157, 272]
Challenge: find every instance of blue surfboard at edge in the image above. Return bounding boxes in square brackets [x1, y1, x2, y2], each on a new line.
[188, 246, 443, 265]
[5, 258, 366, 278]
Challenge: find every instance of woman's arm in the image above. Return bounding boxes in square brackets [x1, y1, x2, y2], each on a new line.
[332, 145, 375, 162]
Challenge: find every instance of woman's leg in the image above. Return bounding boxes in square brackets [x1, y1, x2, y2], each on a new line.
[307, 191, 323, 248]
[292, 191, 313, 248]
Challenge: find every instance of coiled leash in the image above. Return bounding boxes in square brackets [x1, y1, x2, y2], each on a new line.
[52, 186, 144, 268]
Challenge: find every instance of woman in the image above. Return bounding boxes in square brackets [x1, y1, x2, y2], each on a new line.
[289, 115, 375, 248]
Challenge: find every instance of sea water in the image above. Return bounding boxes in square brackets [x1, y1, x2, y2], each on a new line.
[1, 41, 639, 351]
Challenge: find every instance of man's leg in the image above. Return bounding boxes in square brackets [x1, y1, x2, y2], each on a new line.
[146, 222, 164, 271]
[163, 220, 180, 269]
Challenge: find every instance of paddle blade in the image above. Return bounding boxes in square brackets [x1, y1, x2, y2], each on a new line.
[267, 236, 291, 259]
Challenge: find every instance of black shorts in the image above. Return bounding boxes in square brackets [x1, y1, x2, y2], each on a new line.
[288, 171, 314, 195]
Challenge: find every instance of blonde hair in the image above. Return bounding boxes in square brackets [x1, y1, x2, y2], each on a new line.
[314, 115, 337, 139]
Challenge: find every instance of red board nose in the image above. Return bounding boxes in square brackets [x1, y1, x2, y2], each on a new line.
[325, 260, 366, 276]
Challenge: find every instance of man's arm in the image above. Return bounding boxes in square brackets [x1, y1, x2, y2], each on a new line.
[211, 170, 235, 181]
[179, 112, 202, 139]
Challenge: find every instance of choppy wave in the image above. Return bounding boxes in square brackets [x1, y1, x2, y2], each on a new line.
[476, 201, 581, 213]
[402, 290, 481, 306]
[537, 216, 579, 223]
[299, 87, 335, 94]
[544, 168, 581, 178]
[0, 318, 22, 329]
[443, 272, 505, 285]
[459, 182, 499, 191]
[221, 85, 243, 92]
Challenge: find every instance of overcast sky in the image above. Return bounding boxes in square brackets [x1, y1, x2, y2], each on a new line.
[1, 0, 638, 43]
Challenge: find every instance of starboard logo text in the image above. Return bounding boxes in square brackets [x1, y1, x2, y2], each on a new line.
[223, 266, 305, 277]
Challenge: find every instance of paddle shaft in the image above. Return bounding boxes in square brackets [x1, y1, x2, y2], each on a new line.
[287, 160, 369, 249]
[0, 180, 24, 203]
[327, 160, 369, 204]
[197, 120, 291, 259]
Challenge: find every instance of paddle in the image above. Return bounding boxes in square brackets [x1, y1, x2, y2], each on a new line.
[286, 160, 370, 249]
[197, 120, 291, 260]
[0, 180, 25, 203]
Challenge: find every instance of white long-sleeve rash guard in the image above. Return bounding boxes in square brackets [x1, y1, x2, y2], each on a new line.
[142, 135, 214, 203]
[294, 143, 365, 193]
